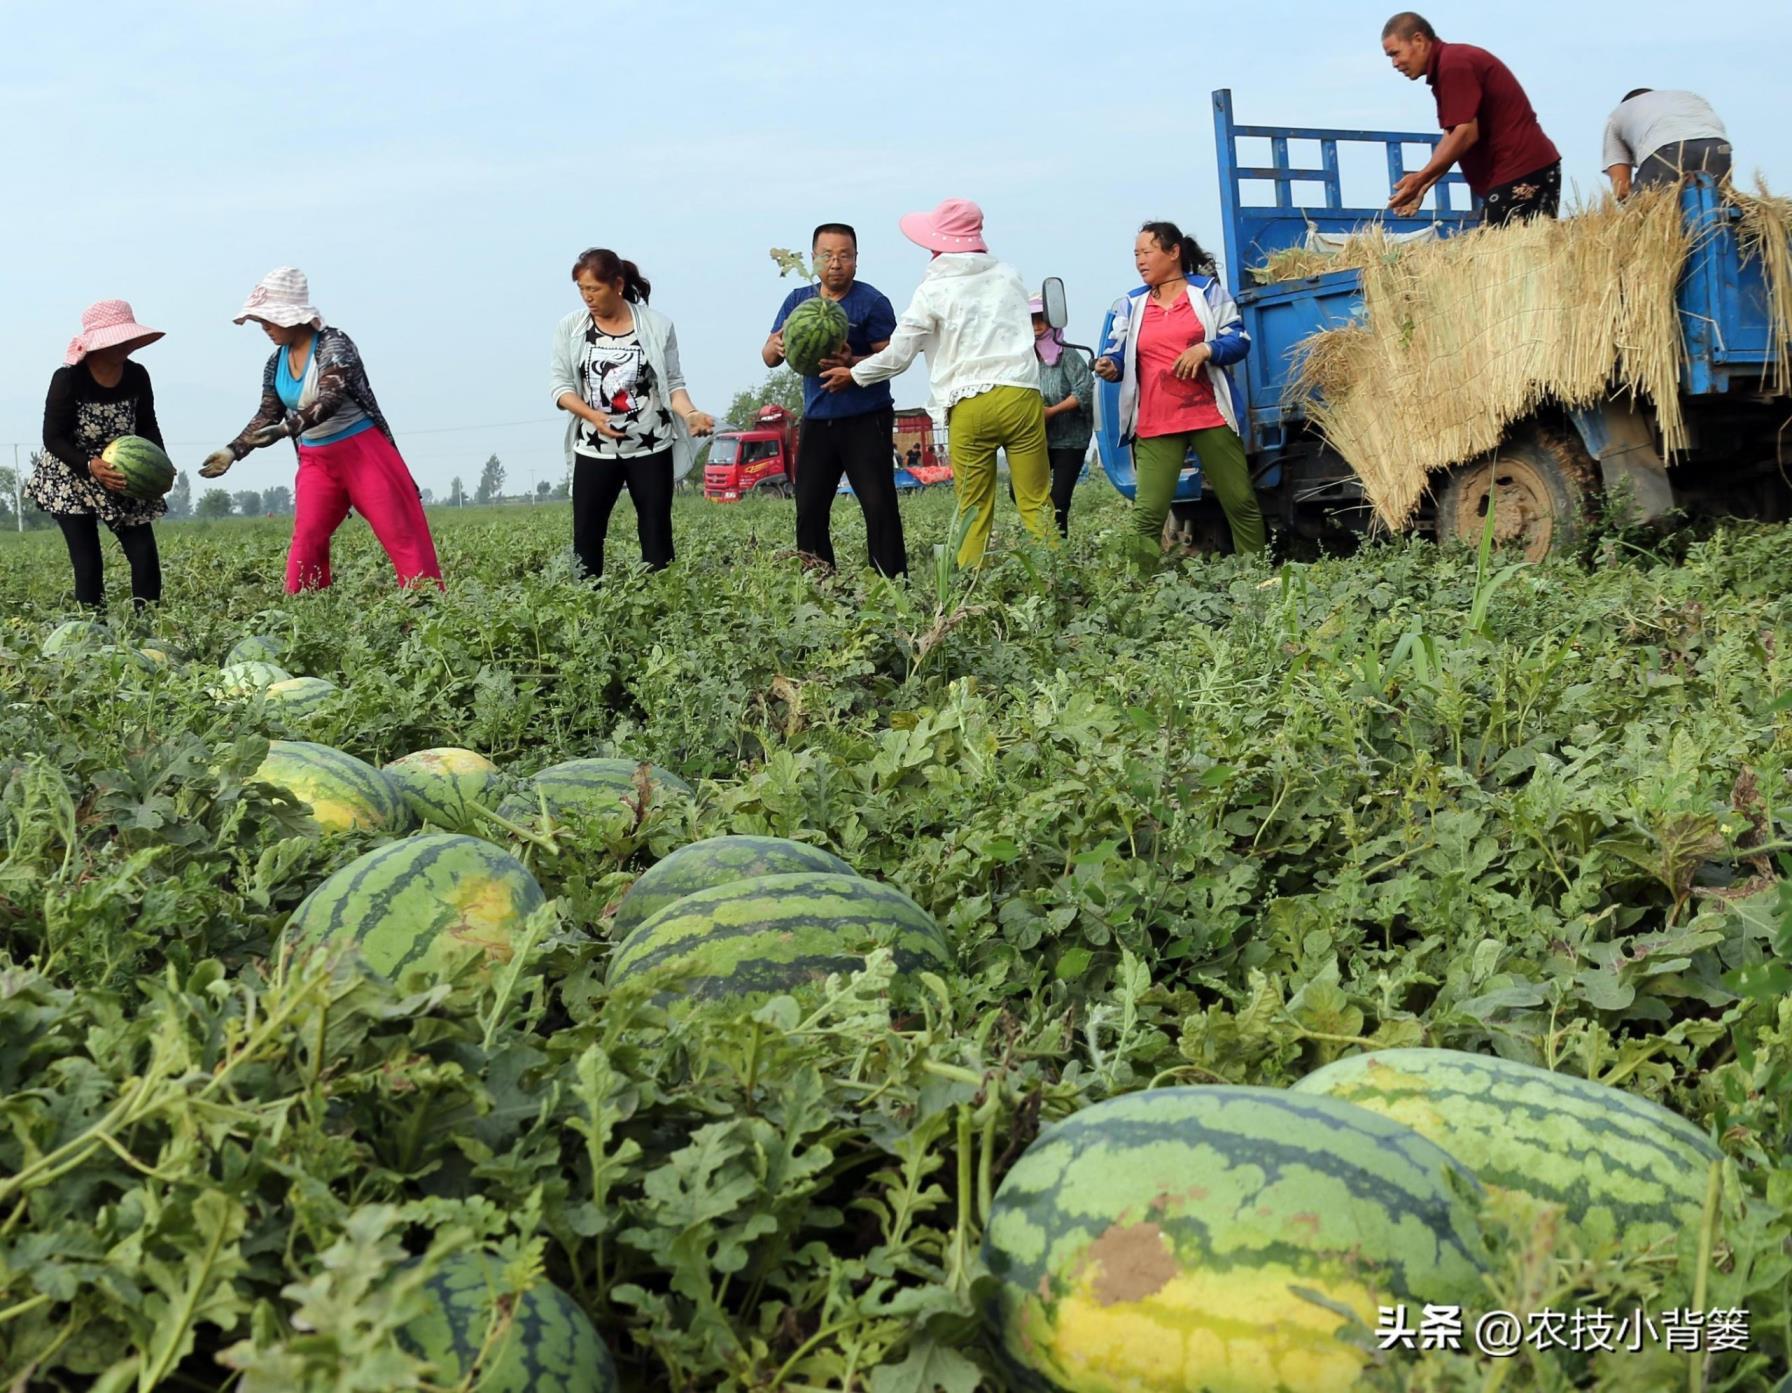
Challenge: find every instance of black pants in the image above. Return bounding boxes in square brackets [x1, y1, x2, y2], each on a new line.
[1481, 160, 1561, 226]
[53, 513, 161, 608]
[794, 407, 907, 577]
[572, 448, 674, 582]
[1048, 446, 1084, 537]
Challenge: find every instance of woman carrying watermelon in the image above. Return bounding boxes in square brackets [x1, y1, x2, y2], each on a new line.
[198, 267, 442, 592]
[32, 300, 169, 610]
[1092, 221, 1265, 564]
[820, 199, 1054, 567]
[550, 248, 715, 581]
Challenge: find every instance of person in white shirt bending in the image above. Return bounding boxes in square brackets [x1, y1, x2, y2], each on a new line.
[820, 198, 1055, 567]
[1603, 89, 1731, 201]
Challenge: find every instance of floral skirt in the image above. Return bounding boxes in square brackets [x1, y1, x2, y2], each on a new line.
[26, 451, 165, 526]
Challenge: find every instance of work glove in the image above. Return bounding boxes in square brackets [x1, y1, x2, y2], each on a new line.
[198, 449, 235, 479]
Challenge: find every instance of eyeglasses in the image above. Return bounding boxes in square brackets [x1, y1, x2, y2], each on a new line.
[815, 252, 858, 266]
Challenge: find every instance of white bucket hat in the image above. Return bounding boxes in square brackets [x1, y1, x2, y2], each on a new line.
[234, 266, 324, 328]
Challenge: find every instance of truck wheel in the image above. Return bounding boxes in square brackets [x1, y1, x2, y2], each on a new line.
[1434, 432, 1596, 562]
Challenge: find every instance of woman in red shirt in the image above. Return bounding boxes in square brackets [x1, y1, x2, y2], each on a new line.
[1095, 222, 1265, 561]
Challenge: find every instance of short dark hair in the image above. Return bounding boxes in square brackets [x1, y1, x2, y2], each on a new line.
[1382, 11, 1436, 40]
[812, 222, 857, 249]
[1622, 88, 1654, 103]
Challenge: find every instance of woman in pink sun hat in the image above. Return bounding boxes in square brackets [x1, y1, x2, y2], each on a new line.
[30, 300, 169, 609]
[820, 198, 1055, 566]
[199, 267, 442, 593]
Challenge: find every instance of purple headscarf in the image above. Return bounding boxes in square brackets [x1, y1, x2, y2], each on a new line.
[1027, 295, 1066, 367]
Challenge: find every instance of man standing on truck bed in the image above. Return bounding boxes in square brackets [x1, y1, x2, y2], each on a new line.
[764, 223, 907, 578]
[1382, 11, 1562, 225]
[1602, 89, 1732, 200]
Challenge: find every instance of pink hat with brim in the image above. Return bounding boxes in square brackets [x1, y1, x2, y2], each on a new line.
[234, 265, 325, 329]
[899, 198, 988, 254]
[64, 300, 164, 367]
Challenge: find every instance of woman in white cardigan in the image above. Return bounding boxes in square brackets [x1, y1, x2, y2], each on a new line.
[550, 249, 715, 581]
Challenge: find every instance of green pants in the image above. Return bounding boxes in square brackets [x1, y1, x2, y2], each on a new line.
[1131, 426, 1266, 559]
[947, 385, 1057, 566]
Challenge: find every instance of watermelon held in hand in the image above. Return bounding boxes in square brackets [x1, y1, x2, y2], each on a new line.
[252, 740, 407, 833]
[781, 295, 849, 376]
[286, 833, 548, 981]
[397, 1252, 618, 1393]
[981, 1086, 1490, 1393]
[385, 747, 505, 832]
[1290, 1047, 1721, 1251]
[611, 834, 856, 939]
[606, 871, 951, 1002]
[101, 435, 175, 500]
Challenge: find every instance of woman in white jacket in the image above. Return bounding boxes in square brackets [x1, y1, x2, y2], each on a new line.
[550, 248, 715, 581]
[822, 199, 1055, 567]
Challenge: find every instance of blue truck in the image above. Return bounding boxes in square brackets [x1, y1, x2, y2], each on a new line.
[1088, 89, 1791, 559]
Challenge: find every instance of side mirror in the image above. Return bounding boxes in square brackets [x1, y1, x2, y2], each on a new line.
[1041, 276, 1070, 331]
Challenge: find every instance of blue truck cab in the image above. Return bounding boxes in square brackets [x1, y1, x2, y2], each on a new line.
[1094, 89, 1790, 557]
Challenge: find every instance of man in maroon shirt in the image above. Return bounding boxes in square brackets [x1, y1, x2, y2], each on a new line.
[1381, 12, 1562, 225]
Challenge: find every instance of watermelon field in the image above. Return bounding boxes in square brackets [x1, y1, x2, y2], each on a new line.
[2, 490, 1791, 1392]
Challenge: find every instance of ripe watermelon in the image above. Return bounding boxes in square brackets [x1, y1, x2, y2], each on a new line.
[982, 1086, 1489, 1393]
[287, 833, 547, 980]
[1290, 1048, 1720, 1249]
[227, 635, 285, 665]
[215, 660, 292, 696]
[265, 676, 339, 715]
[397, 1253, 617, 1393]
[607, 871, 951, 1001]
[611, 835, 856, 939]
[42, 620, 108, 656]
[385, 748, 505, 832]
[252, 740, 407, 833]
[781, 295, 849, 376]
[497, 757, 692, 824]
[100, 435, 175, 501]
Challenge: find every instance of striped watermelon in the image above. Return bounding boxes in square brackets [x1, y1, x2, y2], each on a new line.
[265, 676, 339, 715]
[226, 635, 285, 665]
[781, 295, 849, 376]
[397, 1252, 617, 1393]
[498, 757, 693, 824]
[611, 835, 855, 939]
[1290, 1048, 1720, 1249]
[215, 660, 292, 696]
[385, 748, 504, 832]
[42, 620, 108, 656]
[607, 871, 951, 1001]
[100, 435, 176, 500]
[287, 833, 546, 980]
[135, 645, 179, 669]
[252, 740, 407, 833]
[982, 1087, 1489, 1393]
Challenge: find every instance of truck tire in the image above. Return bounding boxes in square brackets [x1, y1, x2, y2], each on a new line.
[1433, 431, 1596, 562]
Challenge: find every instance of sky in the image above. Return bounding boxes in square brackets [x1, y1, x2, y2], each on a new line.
[4, 0, 1788, 502]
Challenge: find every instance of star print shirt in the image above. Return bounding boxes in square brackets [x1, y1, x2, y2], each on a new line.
[575, 319, 675, 459]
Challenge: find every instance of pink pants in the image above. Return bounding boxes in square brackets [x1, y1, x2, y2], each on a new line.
[287, 428, 443, 593]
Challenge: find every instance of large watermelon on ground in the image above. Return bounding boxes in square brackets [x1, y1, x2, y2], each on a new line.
[397, 1252, 617, 1393]
[607, 871, 950, 1001]
[226, 634, 285, 665]
[264, 676, 339, 716]
[1290, 1047, 1720, 1250]
[385, 747, 505, 832]
[252, 740, 407, 833]
[42, 620, 108, 656]
[100, 435, 175, 501]
[982, 1086, 1489, 1393]
[215, 660, 292, 696]
[611, 834, 855, 939]
[498, 757, 692, 823]
[781, 295, 849, 376]
[287, 833, 547, 979]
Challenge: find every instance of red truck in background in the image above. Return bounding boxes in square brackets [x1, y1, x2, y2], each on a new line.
[704, 404, 951, 502]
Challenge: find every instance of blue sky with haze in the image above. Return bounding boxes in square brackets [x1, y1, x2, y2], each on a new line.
[4, 0, 1786, 499]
